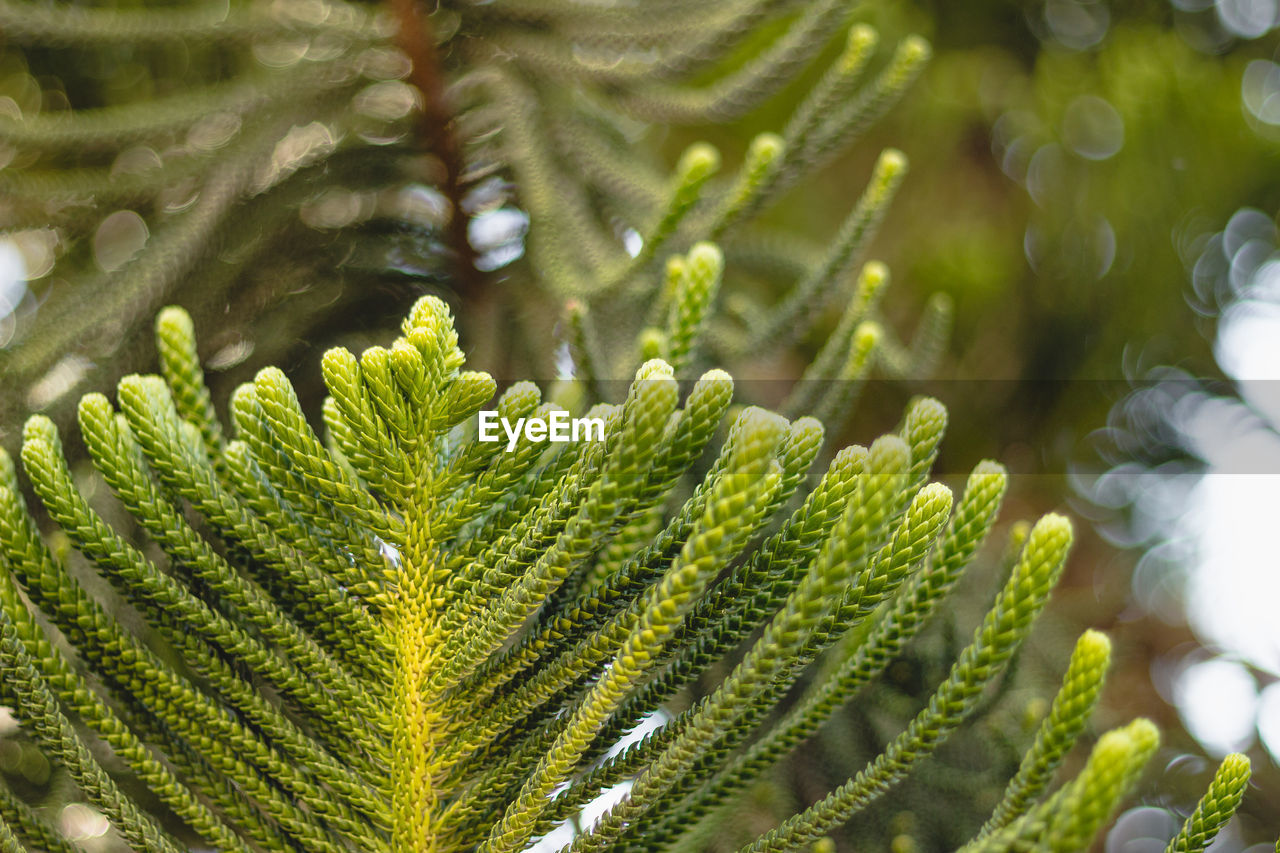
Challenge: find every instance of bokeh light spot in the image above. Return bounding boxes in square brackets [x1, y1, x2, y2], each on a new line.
[1174, 657, 1258, 756]
[92, 210, 149, 272]
[1063, 95, 1125, 160]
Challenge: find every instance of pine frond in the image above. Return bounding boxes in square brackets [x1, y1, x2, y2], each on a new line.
[0, 2, 1262, 850]
[1165, 753, 1251, 853]
[0, 298, 1243, 852]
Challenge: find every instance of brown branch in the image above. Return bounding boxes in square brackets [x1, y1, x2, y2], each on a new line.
[389, 0, 483, 295]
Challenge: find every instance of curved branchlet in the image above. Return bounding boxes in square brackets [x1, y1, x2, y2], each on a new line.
[740, 148, 908, 355]
[1165, 754, 1252, 853]
[659, 243, 724, 377]
[979, 630, 1113, 837]
[734, 514, 1075, 853]
[962, 719, 1162, 853]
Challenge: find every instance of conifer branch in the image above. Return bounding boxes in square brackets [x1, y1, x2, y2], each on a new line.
[0, 294, 1246, 852]
[1166, 754, 1251, 853]
[0, 3, 1258, 850]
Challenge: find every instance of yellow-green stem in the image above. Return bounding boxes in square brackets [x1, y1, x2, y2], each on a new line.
[389, 470, 446, 853]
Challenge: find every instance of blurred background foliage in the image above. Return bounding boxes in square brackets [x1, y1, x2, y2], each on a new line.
[660, 6, 1280, 840]
[2, 0, 1280, 850]
[873, 1, 1280, 847]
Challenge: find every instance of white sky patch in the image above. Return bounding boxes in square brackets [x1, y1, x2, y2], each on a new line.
[1138, 231, 1280, 770]
[605, 709, 670, 761]
[376, 537, 402, 570]
[524, 780, 634, 853]
[555, 340, 575, 381]
[1174, 658, 1258, 756]
[524, 820, 575, 853]
[1180, 472, 1280, 677]
[0, 239, 29, 347]
[1174, 293, 1280, 678]
[0, 241, 27, 318]
[470, 207, 529, 272]
[523, 711, 669, 852]
[1217, 298, 1280, 425]
[1257, 682, 1280, 762]
[622, 227, 643, 259]
[581, 780, 633, 831]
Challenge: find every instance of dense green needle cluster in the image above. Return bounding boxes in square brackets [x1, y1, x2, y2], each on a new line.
[0, 2, 1269, 850]
[0, 295, 1248, 852]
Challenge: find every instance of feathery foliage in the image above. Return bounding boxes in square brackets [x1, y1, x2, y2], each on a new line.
[0, 0, 946, 438]
[0, 294, 1241, 852]
[0, 1, 1267, 850]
